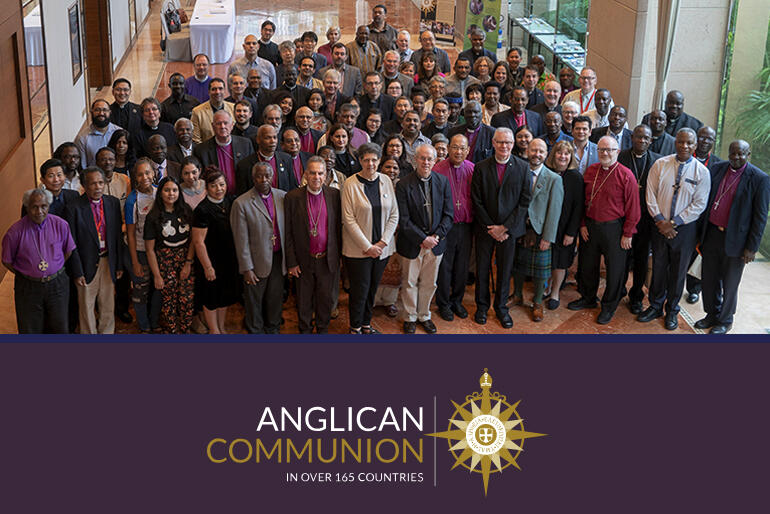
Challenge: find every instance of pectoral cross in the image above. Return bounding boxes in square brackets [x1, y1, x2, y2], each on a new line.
[456, 199, 462, 210]
[38, 260, 48, 272]
[310, 228, 318, 237]
[270, 234, 277, 245]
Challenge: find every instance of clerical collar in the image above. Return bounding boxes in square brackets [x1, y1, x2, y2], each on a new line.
[259, 38, 270, 44]
[259, 191, 272, 199]
[215, 137, 232, 147]
[206, 194, 224, 204]
[258, 152, 274, 160]
[494, 156, 509, 165]
[90, 197, 102, 205]
[676, 156, 694, 165]
[633, 152, 646, 159]
[419, 174, 431, 183]
[308, 187, 323, 195]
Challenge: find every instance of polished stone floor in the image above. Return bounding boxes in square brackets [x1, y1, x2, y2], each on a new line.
[3, 1, 768, 335]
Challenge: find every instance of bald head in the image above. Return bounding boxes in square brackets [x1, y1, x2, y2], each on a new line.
[665, 90, 684, 120]
[527, 138, 547, 168]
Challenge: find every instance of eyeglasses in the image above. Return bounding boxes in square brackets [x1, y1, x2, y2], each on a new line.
[597, 148, 618, 154]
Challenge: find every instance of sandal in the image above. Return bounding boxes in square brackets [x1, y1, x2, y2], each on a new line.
[361, 326, 381, 334]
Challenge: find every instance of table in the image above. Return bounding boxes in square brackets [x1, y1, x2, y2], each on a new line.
[189, 0, 235, 64]
[23, 5, 44, 66]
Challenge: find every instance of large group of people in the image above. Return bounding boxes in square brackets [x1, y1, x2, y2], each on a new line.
[3, 6, 769, 335]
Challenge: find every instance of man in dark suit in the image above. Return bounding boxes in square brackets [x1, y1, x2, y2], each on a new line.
[618, 124, 662, 314]
[24, 159, 80, 218]
[284, 157, 342, 333]
[270, 65, 310, 109]
[147, 135, 181, 184]
[685, 125, 724, 303]
[281, 129, 313, 187]
[166, 118, 195, 165]
[522, 65, 545, 109]
[641, 90, 703, 137]
[590, 106, 632, 151]
[646, 109, 676, 155]
[193, 110, 254, 194]
[448, 101, 494, 164]
[471, 127, 531, 328]
[491, 86, 544, 137]
[530, 80, 563, 120]
[395, 144, 454, 333]
[65, 167, 124, 334]
[235, 125, 296, 196]
[318, 43, 364, 98]
[357, 71, 395, 127]
[109, 78, 141, 135]
[695, 140, 770, 334]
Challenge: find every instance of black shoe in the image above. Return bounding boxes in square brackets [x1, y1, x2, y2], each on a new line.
[637, 307, 664, 323]
[664, 312, 678, 330]
[567, 297, 597, 311]
[710, 323, 732, 334]
[403, 321, 416, 334]
[452, 304, 469, 318]
[597, 309, 614, 325]
[419, 319, 437, 334]
[474, 311, 487, 325]
[686, 292, 700, 304]
[466, 273, 475, 286]
[629, 301, 643, 315]
[694, 316, 718, 330]
[117, 311, 133, 323]
[438, 307, 454, 322]
[497, 312, 513, 329]
[545, 298, 560, 310]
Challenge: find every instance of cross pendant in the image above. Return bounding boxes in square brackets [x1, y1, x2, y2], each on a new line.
[713, 200, 719, 209]
[310, 228, 318, 237]
[456, 200, 461, 210]
[270, 235, 277, 245]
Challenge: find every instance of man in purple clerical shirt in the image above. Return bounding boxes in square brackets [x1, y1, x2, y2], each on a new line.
[284, 157, 342, 333]
[2, 189, 84, 333]
[433, 133, 475, 321]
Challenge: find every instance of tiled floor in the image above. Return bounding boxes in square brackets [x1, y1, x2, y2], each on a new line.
[2, 1, 767, 335]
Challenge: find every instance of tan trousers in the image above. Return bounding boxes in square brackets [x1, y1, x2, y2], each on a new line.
[398, 248, 443, 322]
[77, 256, 115, 334]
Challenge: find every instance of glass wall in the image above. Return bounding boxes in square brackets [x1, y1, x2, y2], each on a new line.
[22, 0, 51, 173]
[718, 0, 770, 257]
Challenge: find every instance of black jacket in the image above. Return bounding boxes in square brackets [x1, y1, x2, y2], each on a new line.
[395, 172, 454, 258]
[65, 194, 124, 283]
[193, 135, 255, 170]
[447, 123, 495, 164]
[590, 126, 633, 151]
[471, 156, 531, 239]
[284, 186, 342, 271]
[490, 109, 544, 138]
[235, 150, 297, 196]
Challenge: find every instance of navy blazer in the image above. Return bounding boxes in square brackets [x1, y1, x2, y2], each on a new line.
[447, 123, 495, 163]
[235, 150, 297, 197]
[193, 136, 255, 170]
[490, 109, 544, 138]
[702, 162, 770, 257]
[471, 156, 532, 239]
[590, 126, 633, 151]
[395, 172, 454, 259]
[65, 194, 123, 283]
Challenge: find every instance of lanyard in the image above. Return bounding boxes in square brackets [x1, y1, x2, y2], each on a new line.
[581, 89, 596, 113]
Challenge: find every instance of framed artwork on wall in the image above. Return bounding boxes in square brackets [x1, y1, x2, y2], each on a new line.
[68, 2, 82, 83]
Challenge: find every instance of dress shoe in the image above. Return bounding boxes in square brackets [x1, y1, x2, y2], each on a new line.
[664, 312, 678, 330]
[419, 319, 437, 334]
[567, 297, 597, 311]
[452, 304, 469, 318]
[497, 312, 513, 329]
[710, 323, 732, 334]
[596, 309, 614, 325]
[474, 311, 487, 325]
[545, 298, 560, 310]
[508, 294, 523, 306]
[637, 307, 664, 323]
[361, 326, 381, 334]
[386, 304, 398, 317]
[629, 301, 643, 315]
[686, 292, 700, 304]
[403, 321, 417, 334]
[117, 311, 133, 323]
[438, 307, 454, 322]
[694, 316, 718, 330]
[532, 303, 544, 322]
[330, 308, 339, 319]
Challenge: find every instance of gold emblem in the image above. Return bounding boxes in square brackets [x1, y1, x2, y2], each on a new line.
[428, 369, 547, 496]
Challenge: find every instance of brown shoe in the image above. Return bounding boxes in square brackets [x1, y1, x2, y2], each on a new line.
[508, 294, 523, 307]
[532, 303, 544, 322]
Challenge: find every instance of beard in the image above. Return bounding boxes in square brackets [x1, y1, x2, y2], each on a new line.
[93, 116, 109, 128]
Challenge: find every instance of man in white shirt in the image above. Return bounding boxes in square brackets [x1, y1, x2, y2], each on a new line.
[638, 128, 710, 330]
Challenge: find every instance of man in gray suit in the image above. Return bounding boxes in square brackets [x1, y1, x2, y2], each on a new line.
[230, 161, 287, 333]
[317, 43, 363, 98]
[510, 138, 564, 321]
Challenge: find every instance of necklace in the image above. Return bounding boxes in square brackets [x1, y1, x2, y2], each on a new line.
[417, 178, 432, 210]
[447, 165, 463, 212]
[307, 191, 323, 237]
[30, 225, 48, 272]
[713, 170, 742, 210]
[588, 163, 618, 211]
[630, 153, 648, 190]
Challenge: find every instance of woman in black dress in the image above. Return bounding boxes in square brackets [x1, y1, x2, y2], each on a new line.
[191, 170, 239, 334]
[544, 140, 584, 310]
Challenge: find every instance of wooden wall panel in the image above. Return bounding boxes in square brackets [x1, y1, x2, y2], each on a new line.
[84, 0, 112, 87]
[0, 2, 36, 281]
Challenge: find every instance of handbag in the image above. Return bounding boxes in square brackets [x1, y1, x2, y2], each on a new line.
[177, 8, 189, 24]
[165, 4, 181, 34]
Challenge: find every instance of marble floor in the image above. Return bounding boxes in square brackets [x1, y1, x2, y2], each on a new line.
[1, 0, 767, 335]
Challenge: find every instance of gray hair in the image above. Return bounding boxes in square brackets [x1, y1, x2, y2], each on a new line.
[470, 27, 486, 39]
[23, 188, 53, 208]
[431, 133, 449, 146]
[326, 26, 340, 37]
[278, 41, 295, 53]
[323, 69, 341, 82]
[212, 109, 233, 123]
[561, 100, 579, 113]
[676, 127, 697, 140]
[174, 117, 193, 130]
[383, 50, 400, 61]
[429, 75, 447, 86]
[494, 127, 514, 140]
[306, 155, 326, 171]
[228, 72, 246, 86]
[398, 29, 410, 39]
[357, 142, 382, 160]
[415, 143, 437, 159]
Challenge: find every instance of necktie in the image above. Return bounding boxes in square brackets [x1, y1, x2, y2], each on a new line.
[670, 162, 685, 221]
[531, 170, 536, 192]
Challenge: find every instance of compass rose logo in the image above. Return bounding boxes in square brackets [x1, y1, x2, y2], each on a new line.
[428, 369, 547, 496]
